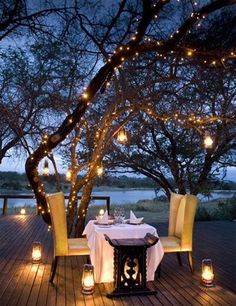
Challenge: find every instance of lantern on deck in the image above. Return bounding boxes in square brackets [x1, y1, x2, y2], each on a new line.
[32, 242, 42, 263]
[202, 259, 214, 287]
[42, 160, 50, 176]
[20, 208, 26, 215]
[82, 264, 95, 294]
[117, 128, 128, 144]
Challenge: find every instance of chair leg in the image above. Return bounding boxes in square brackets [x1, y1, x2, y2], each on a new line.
[86, 255, 91, 264]
[157, 263, 161, 278]
[50, 256, 59, 283]
[176, 252, 182, 266]
[187, 251, 194, 274]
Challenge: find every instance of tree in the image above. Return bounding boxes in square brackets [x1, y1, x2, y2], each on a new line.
[0, 37, 88, 164]
[22, 0, 236, 228]
[106, 57, 236, 198]
[59, 85, 137, 236]
[0, 0, 77, 42]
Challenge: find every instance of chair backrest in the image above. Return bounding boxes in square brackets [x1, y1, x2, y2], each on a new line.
[168, 192, 198, 250]
[168, 192, 185, 236]
[47, 192, 68, 256]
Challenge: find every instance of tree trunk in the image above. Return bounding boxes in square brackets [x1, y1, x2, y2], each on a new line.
[74, 179, 94, 237]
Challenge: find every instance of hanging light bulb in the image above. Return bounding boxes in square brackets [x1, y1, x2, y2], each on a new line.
[42, 160, 50, 176]
[66, 167, 72, 181]
[97, 165, 103, 176]
[204, 131, 214, 149]
[117, 128, 128, 144]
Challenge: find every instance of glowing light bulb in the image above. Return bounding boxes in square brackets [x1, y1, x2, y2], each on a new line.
[66, 168, 72, 181]
[97, 166, 103, 176]
[187, 50, 193, 56]
[83, 92, 88, 99]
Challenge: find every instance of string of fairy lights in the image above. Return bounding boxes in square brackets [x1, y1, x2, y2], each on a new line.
[33, 0, 235, 221]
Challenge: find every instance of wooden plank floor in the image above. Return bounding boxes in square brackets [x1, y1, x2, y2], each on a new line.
[0, 215, 235, 306]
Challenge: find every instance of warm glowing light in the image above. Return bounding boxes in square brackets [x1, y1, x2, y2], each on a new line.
[97, 166, 103, 176]
[202, 259, 214, 287]
[204, 132, 213, 148]
[82, 264, 95, 294]
[20, 208, 26, 215]
[187, 50, 193, 56]
[99, 209, 105, 217]
[83, 92, 89, 99]
[32, 242, 42, 263]
[66, 167, 72, 181]
[117, 128, 128, 144]
[42, 160, 50, 176]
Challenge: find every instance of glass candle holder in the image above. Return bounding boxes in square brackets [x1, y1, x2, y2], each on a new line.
[82, 264, 95, 294]
[98, 209, 105, 217]
[202, 259, 214, 287]
[32, 242, 42, 263]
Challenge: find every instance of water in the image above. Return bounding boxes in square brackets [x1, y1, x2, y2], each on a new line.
[0, 189, 235, 208]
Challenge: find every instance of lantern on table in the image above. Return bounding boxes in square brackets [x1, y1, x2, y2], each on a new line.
[82, 264, 95, 294]
[202, 259, 214, 287]
[32, 242, 42, 263]
[98, 209, 105, 218]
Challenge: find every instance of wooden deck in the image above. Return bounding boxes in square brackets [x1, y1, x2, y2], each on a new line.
[0, 215, 235, 306]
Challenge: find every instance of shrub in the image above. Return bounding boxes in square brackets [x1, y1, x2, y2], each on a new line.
[196, 197, 236, 221]
[196, 207, 212, 221]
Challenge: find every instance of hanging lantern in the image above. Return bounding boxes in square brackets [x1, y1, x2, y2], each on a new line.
[82, 264, 95, 294]
[32, 242, 42, 263]
[117, 128, 128, 144]
[202, 259, 214, 287]
[66, 167, 72, 181]
[97, 165, 103, 176]
[42, 160, 50, 176]
[204, 131, 213, 149]
[20, 208, 26, 215]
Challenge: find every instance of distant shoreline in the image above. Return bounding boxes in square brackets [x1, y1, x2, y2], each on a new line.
[1, 187, 236, 195]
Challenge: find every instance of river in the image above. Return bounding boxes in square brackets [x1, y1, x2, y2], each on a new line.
[1, 189, 235, 208]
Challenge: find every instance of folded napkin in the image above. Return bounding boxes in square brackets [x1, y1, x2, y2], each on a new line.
[96, 210, 109, 224]
[129, 210, 143, 224]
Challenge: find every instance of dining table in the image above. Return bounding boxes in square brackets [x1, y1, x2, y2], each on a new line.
[82, 220, 164, 283]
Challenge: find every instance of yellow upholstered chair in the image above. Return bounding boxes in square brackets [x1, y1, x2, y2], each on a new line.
[47, 192, 90, 283]
[160, 192, 198, 273]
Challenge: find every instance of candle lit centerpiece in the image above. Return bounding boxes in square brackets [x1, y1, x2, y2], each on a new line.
[82, 264, 95, 294]
[32, 242, 42, 263]
[202, 259, 214, 287]
[98, 209, 105, 218]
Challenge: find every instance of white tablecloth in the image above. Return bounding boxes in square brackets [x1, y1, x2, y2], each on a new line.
[83, 220, 164, 283]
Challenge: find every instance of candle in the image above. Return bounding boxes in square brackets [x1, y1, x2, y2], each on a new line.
[32, 242, 42, 263]
[20, 208, 26, 215]
[202, 259, 214, 287]
[82, 264, 95, 294]
[99, 209, 105, 217]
